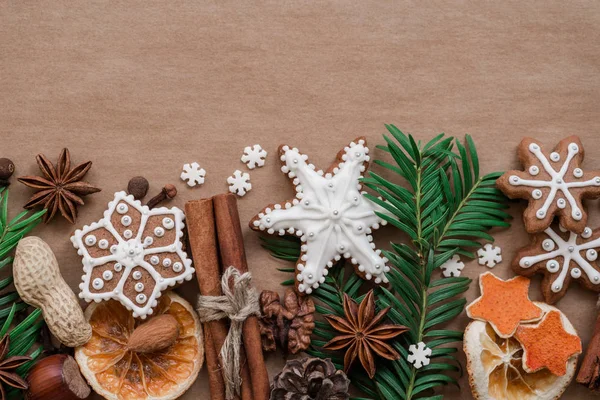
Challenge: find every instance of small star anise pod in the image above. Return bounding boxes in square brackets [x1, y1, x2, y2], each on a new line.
[323, 290, 409, 379]
[0, 335, 31, 399]
[18, 148, 101, 223]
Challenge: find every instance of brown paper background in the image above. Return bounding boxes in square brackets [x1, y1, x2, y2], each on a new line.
[1, 1, 599, 398]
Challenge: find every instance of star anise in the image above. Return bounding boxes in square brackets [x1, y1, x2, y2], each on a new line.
[323, 290, 409, 379]
[18, 148, 101, 223]
[0, 335, 31, 399]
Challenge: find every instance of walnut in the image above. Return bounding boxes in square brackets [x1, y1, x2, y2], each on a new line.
[259, 288, 315, 354]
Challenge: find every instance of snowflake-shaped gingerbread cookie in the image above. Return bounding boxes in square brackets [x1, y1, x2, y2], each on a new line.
[407, 342, 431, 369]
[498, 136, 600, 234]
[250, 137, 390, 294]
[514, 225, 600, 304]
[71, 191, 194, 318]
[241, 144, 267, 169]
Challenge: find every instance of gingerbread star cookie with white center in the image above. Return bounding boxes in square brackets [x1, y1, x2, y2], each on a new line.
[71, 191, 194, 318]
[250, 137, 390, 295]
[514, 225, 600, 304]
[497, 136, 600, 234]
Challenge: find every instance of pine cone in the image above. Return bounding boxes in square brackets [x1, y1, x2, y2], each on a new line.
[270, 357, 350, 400]
[259, 289, 315, 354]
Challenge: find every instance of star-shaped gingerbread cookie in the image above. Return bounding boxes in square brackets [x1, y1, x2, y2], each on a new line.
[513, 225, 600, 304]
[466, 272, 543, 338]
[250, 137, 390, 294]
[497, 136, 600, 234]
[514, 310, 582, 376]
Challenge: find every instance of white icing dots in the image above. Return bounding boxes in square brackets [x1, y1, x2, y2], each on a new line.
[532, 189, 543, 200]
[550, 152, 560, 162]
[546, 260, 559, 273]
[110, 245, 118, 254]
[121, 215, 132, 226]
[98, 239, 109, 249]
[85, 235, 97, 246]
[529, 166, 540, 176]
[587, 249, 598, 262]
[123, 229, 133, 239]
[542, 239, 555, 251]
[574, 168, 584, 178]
[133, 271, 142, 280]
[154, 227, 165, 237]
[537, 210, 546, 218]
[163, 217, 174, 230]
[136, 294, 147, 304]
[571, 268, 582, 278]
[103, 270, 113, 281]
[114, 263, 122, 272]
[150, 256, 160, 265]
[529, 143, 540, 152]
[173, 262, 183, 272]
[556, 198, 566, 209]
[163, 258, 172, 268]
[144, 237, 153, 246]
[92, 278, 104, 290]
[117, 203, 129, 214]
[135, 282, 144, 292]
[583, 227, 593, 239]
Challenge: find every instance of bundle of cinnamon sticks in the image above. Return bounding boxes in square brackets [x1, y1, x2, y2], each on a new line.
[185, 193, 270, 400]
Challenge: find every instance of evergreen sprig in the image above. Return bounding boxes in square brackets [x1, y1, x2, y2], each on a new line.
[261, 127, 511, 399]
[0, 188, 47, 398]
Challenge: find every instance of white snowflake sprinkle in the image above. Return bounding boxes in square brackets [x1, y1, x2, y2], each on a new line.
[227, 170, 252, 197]
[440, 254, 465, 277]
[241, 144, 267, 169]
[407, 342, 431, 369]
[180, 162, 206, 187]
[477, 244, 502, 268]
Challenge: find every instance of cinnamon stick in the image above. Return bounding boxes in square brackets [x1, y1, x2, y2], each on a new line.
[213, 193, 271, 400]
[185, 199, 227, 400]
[577, 299, 600, 391]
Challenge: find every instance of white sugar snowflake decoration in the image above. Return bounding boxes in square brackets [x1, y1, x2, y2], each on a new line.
[180, 162, 206, 187]
[228, 170, 252, 197]
[71, 191, 194, 319]
[241, 144, 267, 169]
[477, 244, 502, 268]
[517, 226, 600, 299]
[440, 254, 465, 277]
[407, 342, 431, 369]
[250, 138, 390, 294]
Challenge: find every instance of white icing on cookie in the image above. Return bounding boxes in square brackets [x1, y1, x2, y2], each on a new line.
[509, 142, 600, 221]
[71, 191, 194, 319]
[252, 139, 390, 294]
[519, 226, 600, 293]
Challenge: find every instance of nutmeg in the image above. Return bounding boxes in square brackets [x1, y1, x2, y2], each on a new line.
[127, 314, 180, 353]
[127, 176, 149, 200]
[26, 354, 91, 400]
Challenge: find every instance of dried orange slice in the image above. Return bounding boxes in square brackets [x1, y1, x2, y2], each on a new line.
[75, 292, 203, 400]
[464, 303, 577, 400]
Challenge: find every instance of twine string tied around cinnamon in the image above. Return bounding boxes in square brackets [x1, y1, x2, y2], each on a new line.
[196, 266, 260, 400]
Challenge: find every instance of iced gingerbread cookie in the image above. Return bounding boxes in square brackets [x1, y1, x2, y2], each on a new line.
[513, 225, 600, 304]
[250, 137, 389, 294]
[71, 191, 194, 318]
[497, 136, 600, 234]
